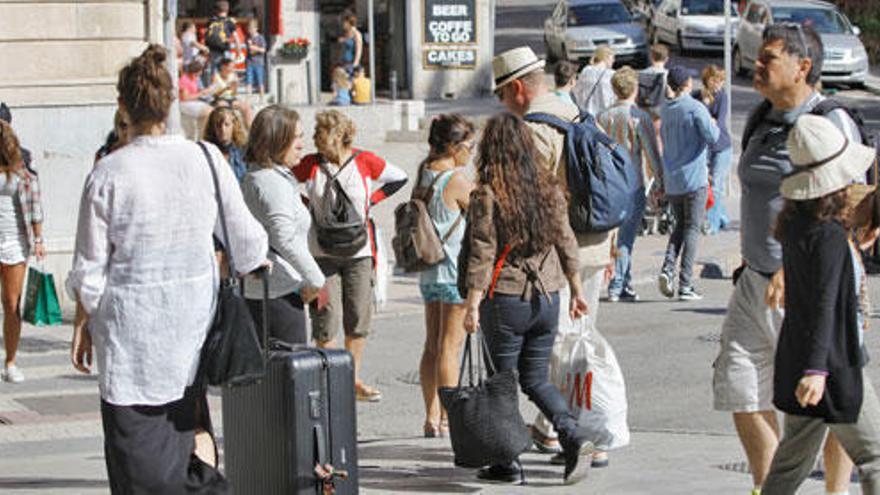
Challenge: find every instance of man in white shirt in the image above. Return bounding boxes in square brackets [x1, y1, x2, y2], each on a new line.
[572, 45, 616, 117]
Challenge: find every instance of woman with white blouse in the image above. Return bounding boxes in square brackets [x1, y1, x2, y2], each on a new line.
[241, 105, 325, 344]
[66, 45, 268, 493]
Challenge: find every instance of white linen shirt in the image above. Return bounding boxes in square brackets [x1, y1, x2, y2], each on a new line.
[66, 135, 268, 406]
[572, 64, 616, 117]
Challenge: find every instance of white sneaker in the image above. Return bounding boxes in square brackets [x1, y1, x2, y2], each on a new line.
[3, 364, 24, 383]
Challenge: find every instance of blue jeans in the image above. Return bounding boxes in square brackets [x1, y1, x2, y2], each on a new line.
[663, 187, 708, 288]
[479, 292, 579, 443]
[608, 187, 647, 295]
[246, 64, 266, 92]
[706, 148, 732, 234]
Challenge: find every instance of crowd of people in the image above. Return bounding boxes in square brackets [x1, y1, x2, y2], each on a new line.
[0, 11, 876, 494]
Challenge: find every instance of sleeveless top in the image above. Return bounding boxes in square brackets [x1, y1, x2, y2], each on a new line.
[0, 174, 26, 240]
[418, 169, 465, 286]
[340, 35, 356, 64]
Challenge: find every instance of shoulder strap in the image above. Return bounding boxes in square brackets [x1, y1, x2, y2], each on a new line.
[524, 112, 574, 134]
[584, 69, 608, 107]
[197, 141, 237, 277]
[811, 99, 871, 144]
[740, 99, 774, 151]
[319, 151, 362, 182]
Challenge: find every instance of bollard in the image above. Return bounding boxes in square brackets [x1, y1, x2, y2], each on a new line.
[390, 70, 398, 101]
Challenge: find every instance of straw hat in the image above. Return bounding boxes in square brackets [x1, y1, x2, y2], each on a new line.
[780, 114, 876, 201]
[492, 47, 546, 91]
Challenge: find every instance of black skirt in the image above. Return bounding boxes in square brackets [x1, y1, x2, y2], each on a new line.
[100, 385, 229, 494]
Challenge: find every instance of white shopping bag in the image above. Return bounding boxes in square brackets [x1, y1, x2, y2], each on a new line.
[555, 328, 630, 451]
[372, 225, 390, 311]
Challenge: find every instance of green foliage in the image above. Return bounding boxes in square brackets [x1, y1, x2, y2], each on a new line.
[834, 0, 880, 63]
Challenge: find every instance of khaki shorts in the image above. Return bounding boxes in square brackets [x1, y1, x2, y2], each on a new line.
[713, 267, 783, 413]
[310, 256, 374, 343]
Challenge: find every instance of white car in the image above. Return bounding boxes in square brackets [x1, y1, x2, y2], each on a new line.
[544, 0, 649, 66]
[734, 0, 868, 87]
[650, 0, 739, 53]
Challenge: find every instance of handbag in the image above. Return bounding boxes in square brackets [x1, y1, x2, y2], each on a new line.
[196, 141, 266, 387]
[438, 333, 531, 468]
[22, 263, 63, 326]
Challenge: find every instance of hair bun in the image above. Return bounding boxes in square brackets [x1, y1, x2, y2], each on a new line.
[143, 44, 167, 66]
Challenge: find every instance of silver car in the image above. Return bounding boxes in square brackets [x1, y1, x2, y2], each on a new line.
[734, 0, 868, 87]
[650, 0, 739, 53]
[544, 0, 649, 67]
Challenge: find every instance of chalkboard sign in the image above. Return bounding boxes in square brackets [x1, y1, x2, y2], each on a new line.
[423, 48, 477, 70]
[423, 0, 477, 45]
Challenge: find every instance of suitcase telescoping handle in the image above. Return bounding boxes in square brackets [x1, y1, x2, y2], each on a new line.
[249, 265, 271, 359]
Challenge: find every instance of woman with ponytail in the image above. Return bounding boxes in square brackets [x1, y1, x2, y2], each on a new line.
[416, 114, 475, 438]
[66, 44, 268, 493]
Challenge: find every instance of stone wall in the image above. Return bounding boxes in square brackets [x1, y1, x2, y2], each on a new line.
[0, 0, 162, 309]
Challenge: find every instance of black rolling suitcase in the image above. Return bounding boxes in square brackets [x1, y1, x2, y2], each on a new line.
[222, 282, 358, 494]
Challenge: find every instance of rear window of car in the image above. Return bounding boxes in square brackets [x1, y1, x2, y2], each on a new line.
[771, 7, 851, 34]
[681, 0, 738, 16]
[568, 3, 632, 26]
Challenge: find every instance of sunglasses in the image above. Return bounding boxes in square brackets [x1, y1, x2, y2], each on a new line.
[777, 22, 811, 60]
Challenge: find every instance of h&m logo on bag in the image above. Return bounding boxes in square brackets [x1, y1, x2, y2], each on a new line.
[565, 371, 593, 411]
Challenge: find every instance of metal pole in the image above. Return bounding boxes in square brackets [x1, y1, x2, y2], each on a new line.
[368, 0, 376, 104]
[723, 0, 732, 141]
[165, 0, 181, 135]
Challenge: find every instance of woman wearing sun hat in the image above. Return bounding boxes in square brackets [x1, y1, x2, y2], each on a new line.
[762, 114, 880, 493]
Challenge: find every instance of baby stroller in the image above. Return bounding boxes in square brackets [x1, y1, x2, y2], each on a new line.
[641, 177, 675, 236]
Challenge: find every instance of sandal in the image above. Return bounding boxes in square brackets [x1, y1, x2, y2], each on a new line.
[355, 384, 382, 402]
[424, 421, 441, 438]
[438, 418, 449, 437]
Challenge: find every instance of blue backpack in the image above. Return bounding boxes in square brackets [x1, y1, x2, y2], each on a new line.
[525, 112, 639, 233]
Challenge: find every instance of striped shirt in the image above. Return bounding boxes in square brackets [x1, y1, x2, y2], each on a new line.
[597, 101, 663, 190]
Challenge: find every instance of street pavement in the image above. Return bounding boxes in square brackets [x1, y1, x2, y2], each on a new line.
[4, 4, 880, 492]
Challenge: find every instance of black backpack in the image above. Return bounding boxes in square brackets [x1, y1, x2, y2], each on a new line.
[637, 72, 666, 109]
[205, 17, 232, 52]
[311, 152, 369, 257]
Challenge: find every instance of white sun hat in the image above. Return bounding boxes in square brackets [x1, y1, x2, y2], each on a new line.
[780, 114, 876, 201]
[491, 46, 546, 91]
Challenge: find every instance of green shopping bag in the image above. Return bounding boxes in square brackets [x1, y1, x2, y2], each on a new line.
[23, 265, 63, 326]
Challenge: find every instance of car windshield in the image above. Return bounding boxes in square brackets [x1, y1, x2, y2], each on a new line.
[568, 4, 632, 26]
[771, 7, 851, 35]
[681, 0, 737, 16]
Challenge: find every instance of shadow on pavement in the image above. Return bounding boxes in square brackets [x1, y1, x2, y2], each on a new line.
[0, 477, 107, 489]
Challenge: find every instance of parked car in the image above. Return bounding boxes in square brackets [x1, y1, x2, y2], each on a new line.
[650, 0, 739, 53]
[734, 0, 868, 87]
[544, 0, 649, 67]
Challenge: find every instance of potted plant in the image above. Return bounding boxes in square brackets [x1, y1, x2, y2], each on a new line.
[278, 37, 310, 61]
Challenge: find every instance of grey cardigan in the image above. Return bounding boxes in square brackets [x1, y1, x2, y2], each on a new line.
[241, 166, 325, 299]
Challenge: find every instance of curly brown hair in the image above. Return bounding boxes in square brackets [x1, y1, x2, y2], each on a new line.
[0, 121, 22, 170]
[117, 44, 174, 127]
[476, 113, 563, 257]
[204, 106, 247, 149]
[774, 188, 850, 243]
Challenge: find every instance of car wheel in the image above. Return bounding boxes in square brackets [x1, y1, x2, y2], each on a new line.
[677, 32, 687, 56]
[733, 46, 747, 77]
[544, 36, 559, 64]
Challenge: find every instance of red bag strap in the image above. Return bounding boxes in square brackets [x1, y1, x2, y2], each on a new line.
[488, 244, 512, 299]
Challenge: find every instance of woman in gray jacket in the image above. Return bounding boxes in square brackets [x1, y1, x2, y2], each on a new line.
[241, 106, 325, 344]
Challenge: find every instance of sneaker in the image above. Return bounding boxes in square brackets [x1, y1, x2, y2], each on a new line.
[530, 425, 562, 454]
[476, 460, 525, 485]
[2, 364, 24, 383]
[591, 451, 610, 468]
[606, 292, 621, 303]
[620, 286, 640, 302]
[678, 286, 704, 301]
[562, 438, 594, 485]
[658, 271, 675, 298]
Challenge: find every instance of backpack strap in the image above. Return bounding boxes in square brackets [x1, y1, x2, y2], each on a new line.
[317, 151, 364, 212]
[810, 99, 871, 145]
[523, 112, 575, 133]
[583, 68, 609, 109]
[740, 99, 774, 151]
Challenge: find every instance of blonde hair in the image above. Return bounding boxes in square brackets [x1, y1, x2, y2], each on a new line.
[591, 45, 614, 64]
[611, 66, 638, 100]
[701, 64, 725, 104]
[332, 67, 351, 90]
[204, 106, 247, 148]
[314, 110, 356, 150]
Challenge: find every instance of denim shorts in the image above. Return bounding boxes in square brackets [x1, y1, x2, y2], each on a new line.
[246, 64, 265, 90]
[419, 283, 463, 304]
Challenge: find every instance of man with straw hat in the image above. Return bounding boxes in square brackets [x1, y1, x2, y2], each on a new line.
[711, 23, 864, 495]
[492, 46, 618, 468]
[762, 113, 880, 494]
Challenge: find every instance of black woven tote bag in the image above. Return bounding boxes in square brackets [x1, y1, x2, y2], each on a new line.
[438, 333, 531, 468]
